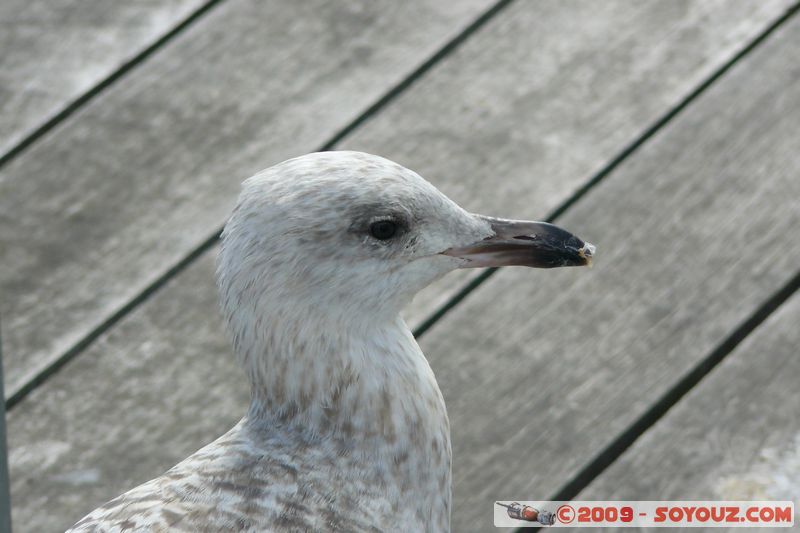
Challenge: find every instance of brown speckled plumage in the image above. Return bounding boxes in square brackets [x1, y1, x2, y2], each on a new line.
[71, 413, 449, 532]
[68, 151, 593, 532]
[68, 152, 479, 532]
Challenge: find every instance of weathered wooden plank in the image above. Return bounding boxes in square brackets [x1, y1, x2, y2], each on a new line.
[10, 256, 232, 532]
[349, 0, 794, 330]
[8, 257, 236, 532]
[418, 15, 800, 530]
[7, 2, 800, 532]
[0, 0, 205, 155]
[576, 291, 800, 523]
[0, 0, 495, 397]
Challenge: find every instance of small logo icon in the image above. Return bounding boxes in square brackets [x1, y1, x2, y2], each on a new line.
[496, 502, 555, 525]
[556, 504, 575, 524]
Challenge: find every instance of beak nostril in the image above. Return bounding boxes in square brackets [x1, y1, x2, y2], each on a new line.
[512, 235, 536, 241]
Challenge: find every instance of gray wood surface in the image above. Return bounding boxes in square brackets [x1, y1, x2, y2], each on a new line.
[0, 0, 790, 403]
[8, 5, 800, 533]
[420, 15, 800, 530]
[0, 0, 205, 155]
[10, 256, 231, 532]
[353, 0, 792, 331]
[577, 292, 800, 531]
[0, 0, 494, 398]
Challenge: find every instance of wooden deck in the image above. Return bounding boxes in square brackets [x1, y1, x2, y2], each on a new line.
[2, 1, 799, 531]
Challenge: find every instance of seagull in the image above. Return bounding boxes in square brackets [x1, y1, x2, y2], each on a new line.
[68, 151, 594, 532]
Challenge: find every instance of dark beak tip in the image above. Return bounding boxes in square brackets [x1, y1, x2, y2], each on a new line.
[444, 217, 596, 269]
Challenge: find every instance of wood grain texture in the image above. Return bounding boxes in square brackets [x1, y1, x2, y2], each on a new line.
[420, 15, 800, 530]
[577, 292, 800, 526]
[8, 3, 800, 533]
[9, 256, 241, 532]
[0, 0, 494, 397]
[0, 0, 205, 155]
[1, 0, 790, 402]
[350, 0, 794, 332]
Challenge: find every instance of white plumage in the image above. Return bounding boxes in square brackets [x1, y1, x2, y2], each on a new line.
[68, 151, 593, 532]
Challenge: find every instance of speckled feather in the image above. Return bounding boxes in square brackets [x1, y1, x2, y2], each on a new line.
[67, 152, 494, 532]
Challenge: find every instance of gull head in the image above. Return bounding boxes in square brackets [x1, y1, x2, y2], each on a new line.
[216, 151, 594, 414]
[218, 151, 594, 328]
[214, 151, 594, 528]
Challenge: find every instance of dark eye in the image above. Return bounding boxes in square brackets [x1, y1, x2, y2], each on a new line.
[369, 220, 398, 240]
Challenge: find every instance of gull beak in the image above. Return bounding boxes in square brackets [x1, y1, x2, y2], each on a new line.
[442, 216, 595, 268]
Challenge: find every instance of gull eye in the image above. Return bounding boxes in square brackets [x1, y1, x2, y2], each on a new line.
[369, 220, 398, 240]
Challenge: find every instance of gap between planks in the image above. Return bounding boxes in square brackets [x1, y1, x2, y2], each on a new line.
[515, 269, 800, 533]
[0, 0, 228, 171]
